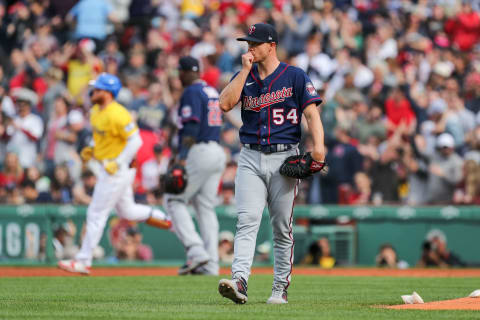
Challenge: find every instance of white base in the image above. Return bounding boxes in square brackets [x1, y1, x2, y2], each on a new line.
[469, 289, 480, 298]
[401, 291, 424, 304]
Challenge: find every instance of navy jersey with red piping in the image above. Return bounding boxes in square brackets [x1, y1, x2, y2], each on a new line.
[178, 80, 222, 143]
[234, 62, 322, 145]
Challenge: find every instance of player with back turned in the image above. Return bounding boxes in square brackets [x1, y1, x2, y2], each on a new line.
[58, 73, 171, 275]
[163, 56, 226, 275]
[217, 23, 327, 304]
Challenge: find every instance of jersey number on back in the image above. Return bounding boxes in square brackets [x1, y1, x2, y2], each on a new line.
[208, 100, 222, 126]
[272, 108, 298, 125]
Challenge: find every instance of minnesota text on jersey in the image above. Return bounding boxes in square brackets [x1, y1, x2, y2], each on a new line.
[243, 87, 293, 112]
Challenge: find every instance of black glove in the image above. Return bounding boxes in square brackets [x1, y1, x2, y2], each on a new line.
[163, 164, 188, 194]
[279, 152, 327, 179]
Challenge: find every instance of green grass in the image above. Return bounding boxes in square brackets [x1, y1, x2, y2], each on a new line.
[0, 275, 478, 319]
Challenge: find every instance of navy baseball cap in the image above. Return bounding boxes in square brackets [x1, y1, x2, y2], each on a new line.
[178, 56, 200, 72]
[237, 23, 278, 44]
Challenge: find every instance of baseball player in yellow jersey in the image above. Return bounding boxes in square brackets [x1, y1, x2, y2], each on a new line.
[58, 73, 171, 275]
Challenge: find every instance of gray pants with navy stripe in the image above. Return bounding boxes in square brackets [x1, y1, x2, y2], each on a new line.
[232, 146, 298, 289]
[164, 141, 226, 275]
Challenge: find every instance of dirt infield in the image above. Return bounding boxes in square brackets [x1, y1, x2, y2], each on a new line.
[386, 297, 480, 310]
[2, 266, 480, 278]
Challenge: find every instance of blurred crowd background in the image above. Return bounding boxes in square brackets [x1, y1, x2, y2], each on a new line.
[1, 0, 480, 207]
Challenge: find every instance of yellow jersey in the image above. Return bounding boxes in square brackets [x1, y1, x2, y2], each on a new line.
[67, 60, 94, 104]
[181, 0, 204, 17]
[90, 101, 137, 160]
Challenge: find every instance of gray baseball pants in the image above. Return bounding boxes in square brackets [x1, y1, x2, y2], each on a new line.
[232, 146, 298, 289]
[164, 141, 226, 275]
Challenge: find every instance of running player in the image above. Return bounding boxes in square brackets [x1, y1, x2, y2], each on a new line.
[58, 73, 171, 274]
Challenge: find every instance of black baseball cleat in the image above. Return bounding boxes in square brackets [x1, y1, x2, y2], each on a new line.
[218, 277, 248, 304]
[178, 259, 209, 275]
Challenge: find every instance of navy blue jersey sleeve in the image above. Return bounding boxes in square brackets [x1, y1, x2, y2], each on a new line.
[295, 70, 323, 110]
[179, 87, 203, 123]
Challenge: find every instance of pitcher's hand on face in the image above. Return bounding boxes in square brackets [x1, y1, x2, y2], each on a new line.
[241, 52, 254, 71]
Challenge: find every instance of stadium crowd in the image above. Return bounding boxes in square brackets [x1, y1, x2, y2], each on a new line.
[0, 0, 480, 207]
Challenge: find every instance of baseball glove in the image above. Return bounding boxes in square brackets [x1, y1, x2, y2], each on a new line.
[279, 152, 327, 179]
[163, 164, 188, 194]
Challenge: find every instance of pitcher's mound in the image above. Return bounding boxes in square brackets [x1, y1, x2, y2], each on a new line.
[387, 297, 480, 310]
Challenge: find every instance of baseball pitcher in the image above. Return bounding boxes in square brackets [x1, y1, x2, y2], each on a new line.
[58, 73, 171, 274]
[163, 56, 226, 275]
[217, 23, 326, 304]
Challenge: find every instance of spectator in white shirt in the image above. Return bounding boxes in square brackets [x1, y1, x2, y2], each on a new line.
[6, 89, 44, 168]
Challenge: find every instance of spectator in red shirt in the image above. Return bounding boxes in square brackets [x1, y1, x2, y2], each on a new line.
[445, 1, 480, 52]
[0, 152, 24, 188]
[347, 172, 372, 205]
[385, 88, 416, 137]
[201, 54, 221, 89]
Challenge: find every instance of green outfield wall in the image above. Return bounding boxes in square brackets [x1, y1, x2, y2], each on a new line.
[0, 205, 478, 266]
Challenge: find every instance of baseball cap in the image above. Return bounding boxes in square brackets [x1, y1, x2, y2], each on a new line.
[178, 56, 200, 72]
[12, 87, 38, 106]
[237, 23, 278, 44]
[436, 132, 455, 148]
[89, 73, 122, 97]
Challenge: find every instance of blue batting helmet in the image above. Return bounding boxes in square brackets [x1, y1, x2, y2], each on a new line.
[90, 73, 122, 98]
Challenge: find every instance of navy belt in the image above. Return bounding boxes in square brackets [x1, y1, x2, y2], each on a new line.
[243, 143, 296, 154]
